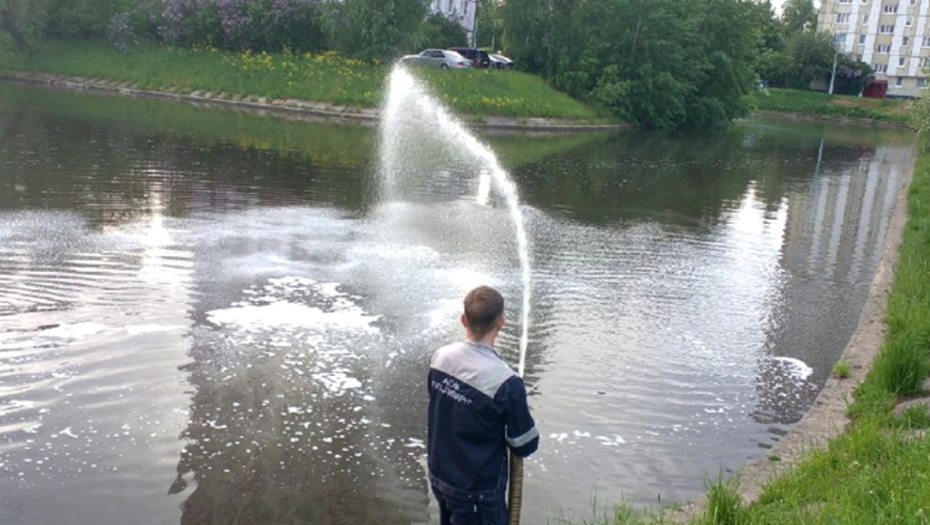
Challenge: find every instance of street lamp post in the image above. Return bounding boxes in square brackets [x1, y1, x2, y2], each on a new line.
[471, 0, 478, 48]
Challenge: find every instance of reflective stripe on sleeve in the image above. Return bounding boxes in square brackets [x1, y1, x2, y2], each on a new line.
[506, 426, 539, 448]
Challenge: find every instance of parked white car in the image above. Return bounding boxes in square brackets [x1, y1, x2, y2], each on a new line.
[400, 49, 471, 69]
[489, 54, 514, 70]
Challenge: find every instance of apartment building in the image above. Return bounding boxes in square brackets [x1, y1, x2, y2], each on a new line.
[429, 0, 478, 46]
[819, 0, 930, 97]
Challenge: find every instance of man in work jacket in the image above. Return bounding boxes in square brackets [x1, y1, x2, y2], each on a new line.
[427, 285, 540, 525]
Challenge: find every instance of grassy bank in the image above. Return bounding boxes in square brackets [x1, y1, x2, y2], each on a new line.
[0, 39, 605, 122]
[561, 140, 930, 525]
[748, 88, 913, 125]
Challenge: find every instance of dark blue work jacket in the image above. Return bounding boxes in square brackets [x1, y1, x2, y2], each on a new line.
[427, 341, 539, 501]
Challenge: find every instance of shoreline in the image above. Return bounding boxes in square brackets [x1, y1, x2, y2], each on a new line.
[1, 70, 915, 131]
[0, 71, 629, 133]
[669, 142, 917, 522]
[750, 109, 917, 130]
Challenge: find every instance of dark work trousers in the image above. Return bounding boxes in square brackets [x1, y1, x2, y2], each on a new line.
[432, 486, 508, 525]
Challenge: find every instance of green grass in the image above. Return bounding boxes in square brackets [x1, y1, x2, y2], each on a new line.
[564, 126, 930, 525]
[895, 405, 930, 429]
[0, 39, 605, 121]
[833, 360, 851, 379]
[747, 88, 914, 125]
[412, 67, 600, 120]
[703, 474, 743, 525]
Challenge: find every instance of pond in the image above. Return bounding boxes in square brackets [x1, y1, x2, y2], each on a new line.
[0, 83, 916, 525]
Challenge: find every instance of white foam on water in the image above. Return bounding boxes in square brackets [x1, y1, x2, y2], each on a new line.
[207, 301, 377, 332]
[40, 323, 108, 340]
[208, 276, 380, 334]
[772, 356, 814, 381]
[125, 324, 185, 335]
[313, 372, 363, 395]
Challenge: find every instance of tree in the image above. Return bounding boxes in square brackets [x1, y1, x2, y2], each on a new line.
[0, 0, 47, 52]
[784, 30, 835, 89]
[781, 0, 818, 34]
[44, 0, 136, 38]
[685, 0, 761, 126]
[500, 0, 761, 129]
[421, 12, 467, 48]
[474, 0, 499, 49]
[321, 0, 428, 60]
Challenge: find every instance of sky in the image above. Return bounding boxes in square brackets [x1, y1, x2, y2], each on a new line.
[770, 0, 823, 16]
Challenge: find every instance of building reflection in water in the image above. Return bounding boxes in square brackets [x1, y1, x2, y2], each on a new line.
[752, 141, 908, 430]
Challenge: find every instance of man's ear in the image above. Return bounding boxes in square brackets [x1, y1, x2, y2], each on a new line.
[496, 315, 505, 331]
[461, 313, 468, 329]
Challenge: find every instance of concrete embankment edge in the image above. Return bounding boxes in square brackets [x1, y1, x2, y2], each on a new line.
[0, 72, 628, 133]
[751, 109, 916, 130]
[668, 143, 917, 522]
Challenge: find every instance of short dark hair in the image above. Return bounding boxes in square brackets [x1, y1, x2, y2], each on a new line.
[463, 286, 504, 338]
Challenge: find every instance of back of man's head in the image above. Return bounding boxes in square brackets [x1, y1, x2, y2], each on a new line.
[463, 286, 504, 338]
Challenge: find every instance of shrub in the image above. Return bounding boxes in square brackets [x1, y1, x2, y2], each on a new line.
[107, 12, 138, 54]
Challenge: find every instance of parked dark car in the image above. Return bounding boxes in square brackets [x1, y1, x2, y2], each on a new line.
[448, 47, 491, 68]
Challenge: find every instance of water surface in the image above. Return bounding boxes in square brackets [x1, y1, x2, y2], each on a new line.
[0, 83, 915, 524]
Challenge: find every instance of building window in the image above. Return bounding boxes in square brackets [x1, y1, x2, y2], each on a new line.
[912, 0, 918, 5]
[924, 36, 930, 47]
[918, 78, 928, 88]
[907, 16, 914, 27]
[837, 13, 851, 23]
[896, 77, 903, 87]
[904, 36, 911, 46]
[880, 25, 895, 33]
[838, 0, 851, 3]
[862, 13, 870, 24]
[900, 57, 907, 67]
[856, 53, 864, 61]
[836, 33, 848, 46]
[875, 63, 888, 73]
[877, 44, 891, 53]
[922, 57, 930, 68]
[860, 34, 868, 44]
[883, 4, 899, 13]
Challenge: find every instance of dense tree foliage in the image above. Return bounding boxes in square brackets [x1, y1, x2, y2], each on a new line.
[781, 0, 818, 34]
[421, 11, 468, 49]
[500, 0, 762, 128]
[2, 0, 430, 59]
[474, 0, 499, 49]
[0, 0, 47, 51]
[2, 0, 878, 127]
[44, 0, 136, 39]
[320, 0, 428, 61]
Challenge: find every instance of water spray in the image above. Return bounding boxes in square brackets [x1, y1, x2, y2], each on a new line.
[379, 66, 532, 525]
